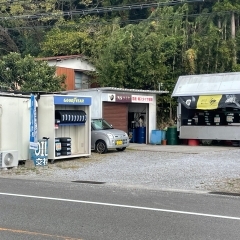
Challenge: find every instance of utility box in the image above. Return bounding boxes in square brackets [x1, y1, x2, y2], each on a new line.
[37, 94, 92, 162]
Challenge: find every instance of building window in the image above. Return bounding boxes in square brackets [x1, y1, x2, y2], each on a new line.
[75, 71, 89, 89]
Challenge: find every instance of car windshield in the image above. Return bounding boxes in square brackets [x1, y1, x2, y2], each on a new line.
[91, 119, 113, 130]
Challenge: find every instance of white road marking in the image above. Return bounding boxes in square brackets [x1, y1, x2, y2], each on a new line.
[0, 192, 239, 221]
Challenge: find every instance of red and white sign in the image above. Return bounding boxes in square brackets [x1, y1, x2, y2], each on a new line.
[131, 95, 154, 103]
[107, 93, 154, 103]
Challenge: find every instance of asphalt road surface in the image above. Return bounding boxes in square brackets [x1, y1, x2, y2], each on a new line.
[0, 178, 240, 240]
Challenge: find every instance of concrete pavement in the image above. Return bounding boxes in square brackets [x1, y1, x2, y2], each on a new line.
[128, 143, 237, 154]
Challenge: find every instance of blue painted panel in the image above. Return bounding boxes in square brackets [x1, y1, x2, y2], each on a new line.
[29, 95, 38, 150]
[54, 96, 91, 105]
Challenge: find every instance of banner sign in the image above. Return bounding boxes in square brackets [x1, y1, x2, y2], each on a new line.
[29, 94, 38, 150]
[178, 94, 240, 110]
[54, 96, 91, 105]
[131, 95, 154, 103]
[30, 139, 48, 166]
[107, 94, 154, 103]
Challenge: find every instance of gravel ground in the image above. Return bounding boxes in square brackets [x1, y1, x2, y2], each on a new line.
[1, 148, 240, 193]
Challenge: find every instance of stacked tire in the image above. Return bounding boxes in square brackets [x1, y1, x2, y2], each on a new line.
[55, 110, 87, 124]
[59, 137, 71, 155]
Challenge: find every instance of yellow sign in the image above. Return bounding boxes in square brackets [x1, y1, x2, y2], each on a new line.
[196, 95, 222, 110]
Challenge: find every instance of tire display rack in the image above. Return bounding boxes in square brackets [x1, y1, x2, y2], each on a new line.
[38, 94, 92, 162]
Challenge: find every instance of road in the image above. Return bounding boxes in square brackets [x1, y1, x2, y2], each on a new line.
[0, 178, 239, 240]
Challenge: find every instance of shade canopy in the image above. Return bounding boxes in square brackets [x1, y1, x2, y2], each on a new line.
[172, 72, 240, 97]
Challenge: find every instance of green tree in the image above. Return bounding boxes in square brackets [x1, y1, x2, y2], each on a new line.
[0, 52, 66, 92]
[39, 17, 104, 57]
[213, 0, 240, 66]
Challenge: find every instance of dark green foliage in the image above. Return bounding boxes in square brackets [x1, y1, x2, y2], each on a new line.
[0, 53, 66, 92]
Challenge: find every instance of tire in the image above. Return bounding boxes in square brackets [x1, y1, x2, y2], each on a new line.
[95, 140, 108, 154]
[61, 143, 71, 147]
[61, 151, 71, 155]
[116, 147, 126, 152]
[59, 137, 71, 143]
[55, 151, 61, 157]
[61, 147, 71, 151]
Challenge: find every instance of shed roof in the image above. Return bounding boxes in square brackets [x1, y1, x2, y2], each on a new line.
[0, 91, 31, 98]
[36, 55, 84, 61]
[65, 87, 168, 95]
[172, 72, 240, 97]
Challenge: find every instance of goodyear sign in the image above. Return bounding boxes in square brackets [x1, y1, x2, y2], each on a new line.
[179, 94, 240, 110]
[54, 96, 91, 105]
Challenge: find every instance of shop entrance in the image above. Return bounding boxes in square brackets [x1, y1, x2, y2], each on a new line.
[128, 104, 148, 143]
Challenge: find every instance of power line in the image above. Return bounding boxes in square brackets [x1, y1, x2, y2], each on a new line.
[0, 0, 205, 21]
[5, 10, 232, 31]
[0, 0, 73, 6]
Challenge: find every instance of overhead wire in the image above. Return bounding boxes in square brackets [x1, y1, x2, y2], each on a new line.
[5, 10, 233, 31]
[0, 0, 206, 20]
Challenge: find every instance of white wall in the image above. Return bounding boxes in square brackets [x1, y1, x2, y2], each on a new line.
[0, 96, 30, 160]
[47, 58, 95, 71]
[67, 90, 102, 118]
[148, 94, 157, 141]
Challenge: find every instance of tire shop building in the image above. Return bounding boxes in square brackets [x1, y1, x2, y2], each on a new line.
[65, 87, 168, 144]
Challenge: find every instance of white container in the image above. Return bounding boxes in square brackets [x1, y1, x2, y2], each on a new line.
[0, 94, 30, 160]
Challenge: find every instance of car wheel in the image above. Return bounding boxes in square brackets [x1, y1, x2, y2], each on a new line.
[116, 147, 126, 152]
[95, 140, 108, 154]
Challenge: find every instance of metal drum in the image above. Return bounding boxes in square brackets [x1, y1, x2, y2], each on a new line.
[166, 126, 178, 145]
[137, 127, 146, 144]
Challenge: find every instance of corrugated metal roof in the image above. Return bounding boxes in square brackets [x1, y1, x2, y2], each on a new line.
[0, 92, 30, 98]
[64, 87, 168, 94]
[36, 54, 84, 61]
[172, 72, 240, 97]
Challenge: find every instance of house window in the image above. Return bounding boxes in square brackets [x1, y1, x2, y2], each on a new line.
[75, 71, 89, 89]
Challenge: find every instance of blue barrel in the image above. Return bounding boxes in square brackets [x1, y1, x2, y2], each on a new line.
[132, 128, 137, 143]
[161, 130, 166, 140]
[137, 127, 146, 144]
[150, 130, 162, 145]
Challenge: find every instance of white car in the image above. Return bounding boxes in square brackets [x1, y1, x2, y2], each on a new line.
[91, 118, 129, 154]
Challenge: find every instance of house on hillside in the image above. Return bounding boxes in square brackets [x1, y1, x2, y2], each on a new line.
[37, 55, 96, 91]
